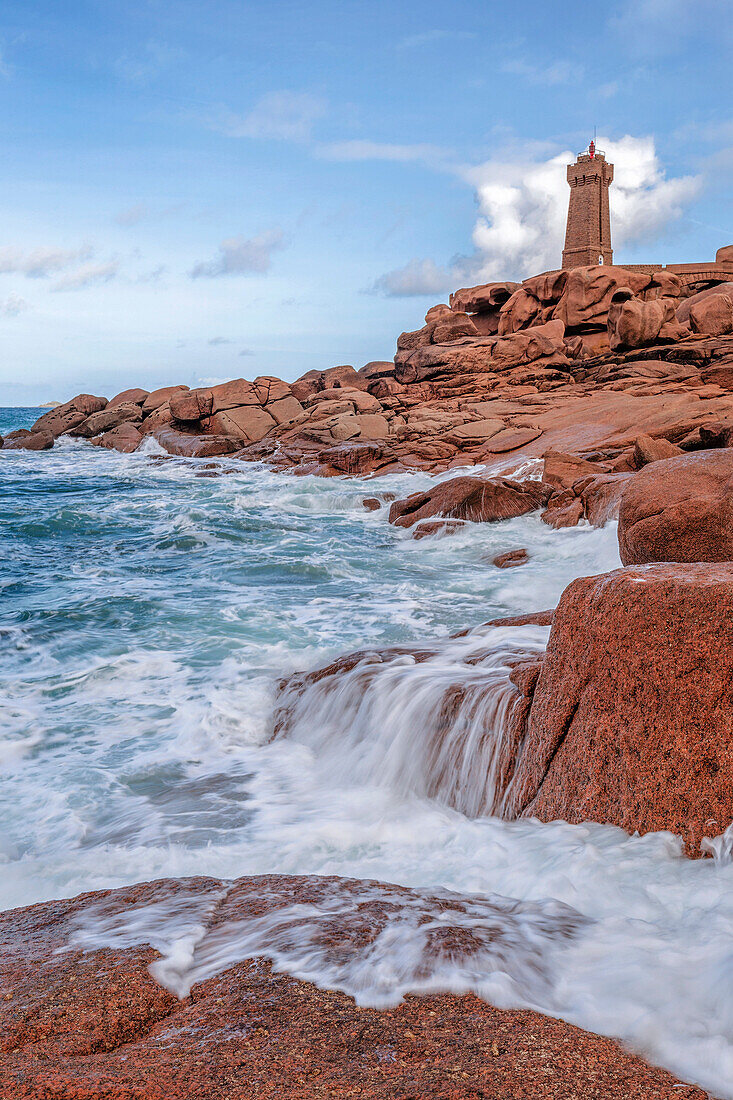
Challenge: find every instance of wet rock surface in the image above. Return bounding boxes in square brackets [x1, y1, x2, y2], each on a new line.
[493, 548, 529, 568]
[388, 476, 551, 529]
[0, 875, 708, 1100]
[2, 428, 54, 450]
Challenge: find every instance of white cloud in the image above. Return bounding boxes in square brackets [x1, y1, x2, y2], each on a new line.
[372, 258, 453, 298]
[457, 135, 701, 282]
[371, 134, 702, 294]
[208, 336, 231, 346]
[606, 135, 701, 248]
[190, 229, 285, 278]
[52, 260, 120, 292]
[216, 91, 326, 143]
[319, 140, 450, 165]
[0, 292, 28, 316]
[0, 245, 92, 278]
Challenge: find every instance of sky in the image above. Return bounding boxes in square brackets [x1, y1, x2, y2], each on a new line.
[0, 0, 731, 404]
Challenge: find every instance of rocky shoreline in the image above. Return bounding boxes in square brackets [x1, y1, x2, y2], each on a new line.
[3, 259, 733, 1096]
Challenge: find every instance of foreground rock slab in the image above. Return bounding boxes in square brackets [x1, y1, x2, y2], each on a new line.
[0, 874, 707, 1100]
[508, 563, 733, 854]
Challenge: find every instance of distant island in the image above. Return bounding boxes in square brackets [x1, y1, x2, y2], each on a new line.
[38, 400, 61, 408]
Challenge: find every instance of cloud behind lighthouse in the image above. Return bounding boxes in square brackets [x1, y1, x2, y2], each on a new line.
[375, 135, 702, 296]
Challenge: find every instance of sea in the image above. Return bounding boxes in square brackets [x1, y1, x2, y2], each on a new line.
[2, 405, 733, 1096]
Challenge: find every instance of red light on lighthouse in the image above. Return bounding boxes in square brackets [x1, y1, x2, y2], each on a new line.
[589, 139, 596, 159]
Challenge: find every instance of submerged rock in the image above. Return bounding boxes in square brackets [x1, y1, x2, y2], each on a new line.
[493, 548, 529, 568]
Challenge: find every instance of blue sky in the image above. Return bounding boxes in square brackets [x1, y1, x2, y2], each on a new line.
[0, 0, 731, 404]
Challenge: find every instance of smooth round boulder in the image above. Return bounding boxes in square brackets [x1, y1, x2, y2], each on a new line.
[31, 394, 107, 438]
[93, 423, 143, 453]
[108, 387, 149, 408]
[618, 449, 733, 564]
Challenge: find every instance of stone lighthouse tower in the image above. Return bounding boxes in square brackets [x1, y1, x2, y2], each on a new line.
[561, 140, 614, 268]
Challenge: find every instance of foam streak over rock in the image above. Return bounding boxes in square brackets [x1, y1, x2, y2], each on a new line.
[273, 624, 549, 819]
[44, 867, 733, 1099]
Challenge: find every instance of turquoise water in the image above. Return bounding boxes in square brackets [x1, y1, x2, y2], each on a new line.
[4, 406, 733, 1096]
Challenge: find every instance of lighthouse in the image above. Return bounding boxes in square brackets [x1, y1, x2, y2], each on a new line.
[561, 141, 614, 269]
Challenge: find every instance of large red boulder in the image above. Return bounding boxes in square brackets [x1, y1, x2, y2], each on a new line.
[141, 385, 189, 416]
[431, 311, 478, 343]
[607, 290, 675, 350]
[31, 394, 107, 437]
[169, 388, 214, 422]
[554, 266, 651, 328]
[108, 387, 149, 408]
[253, 375, 291, 404]
[206, 405, 277, 443]
[688, 288, 733, 336]
[68, 402, 142, 438]
[389, 476, 551, 529]
[449, 280, 519, 314]
[151, 427, 240, 457]
[676, 282, 733, 332]
[491, 319, 569, 372]
[507, 564, 733, 856]
[208, 378, 260, 412]
[140, 401, 175, 433]
[618, 449, 733, 564]
[521, 269, 568, 304]
[93, 422, 143, 453]
[497, 288, 541, 334]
